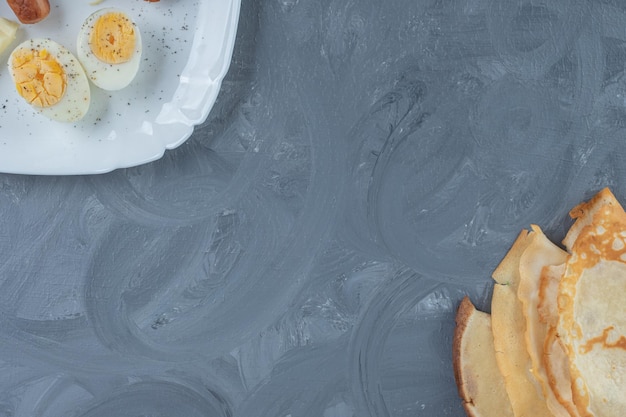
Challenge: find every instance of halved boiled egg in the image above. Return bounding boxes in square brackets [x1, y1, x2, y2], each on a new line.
[8, 39, 91, 122]
[77, 8, 142, 91]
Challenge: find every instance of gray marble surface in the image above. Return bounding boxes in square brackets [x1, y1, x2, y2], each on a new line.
[2, 0, 626, 416]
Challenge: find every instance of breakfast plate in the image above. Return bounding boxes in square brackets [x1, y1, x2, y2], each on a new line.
[0, 0, 241, 175]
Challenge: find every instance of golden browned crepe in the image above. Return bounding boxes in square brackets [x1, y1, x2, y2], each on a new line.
[538, 264, 582, 417]
[491, 229, 554, 417]
[517, 225, 570, 417]
[453, 187, 626, 417]
[557, 188, 626, 417]
[453, 296, 514, 417]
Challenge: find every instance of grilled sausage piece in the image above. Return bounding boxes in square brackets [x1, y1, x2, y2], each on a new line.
[6, 0, 50, 24]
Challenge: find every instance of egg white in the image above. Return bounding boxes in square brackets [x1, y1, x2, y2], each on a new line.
[77, 8, 142, 91]
[8, 39, 91, 123]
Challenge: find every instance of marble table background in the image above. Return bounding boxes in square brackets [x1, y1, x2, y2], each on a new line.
[2, 0, 626, 416]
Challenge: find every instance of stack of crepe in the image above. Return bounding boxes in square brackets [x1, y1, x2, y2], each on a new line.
[453, 188, 626, 417]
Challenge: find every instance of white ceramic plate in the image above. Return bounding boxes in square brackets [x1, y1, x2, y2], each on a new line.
[0, 0, 241, 175]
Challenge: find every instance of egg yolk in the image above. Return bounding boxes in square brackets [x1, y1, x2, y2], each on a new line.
[89, 12, 136, 64]
[11, 48, 67, 108]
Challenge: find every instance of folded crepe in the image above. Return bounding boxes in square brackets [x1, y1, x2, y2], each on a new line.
[557, 188, 626, 417]
[453, 296, 514, 417]
[453, 187, 626, 417]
